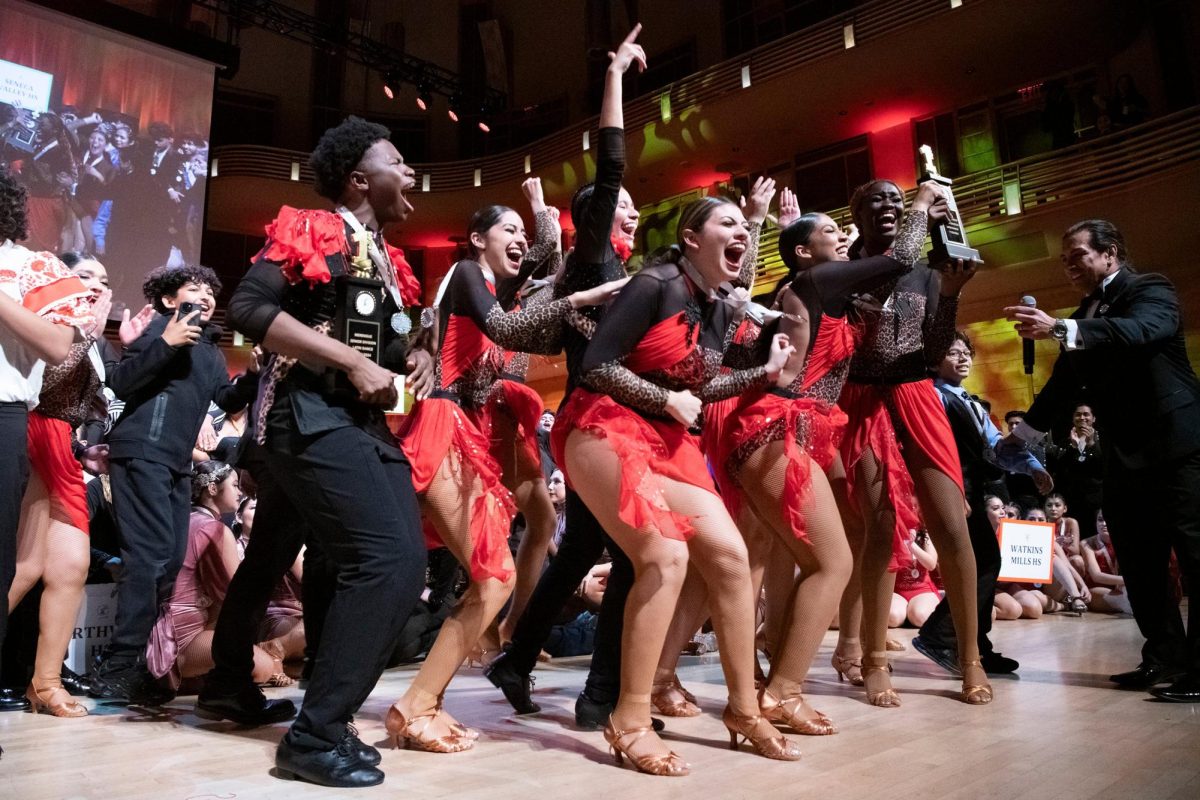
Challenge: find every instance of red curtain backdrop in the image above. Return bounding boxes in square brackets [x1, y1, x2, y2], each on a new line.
[0, 2, 213, 136]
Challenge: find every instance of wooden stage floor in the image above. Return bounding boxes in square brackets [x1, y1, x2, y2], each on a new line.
[2, 607, 1197, 799]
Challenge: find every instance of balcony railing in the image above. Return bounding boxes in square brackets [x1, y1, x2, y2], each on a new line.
[750, 105, 1200, 290]
[209, 0, 957, 191]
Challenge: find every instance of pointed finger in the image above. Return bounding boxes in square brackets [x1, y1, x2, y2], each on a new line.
[622, 22, 643, 44]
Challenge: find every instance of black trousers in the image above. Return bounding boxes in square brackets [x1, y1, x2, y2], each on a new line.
[918, 492, 1001, 656]
[0, 403, 29, 652]
[263, 425, 427, 750]
[206, 445, 308, 692]
[1104, 450, 1200, 674]
[506, 489, 633, 703]
[107, 457, 191, 659]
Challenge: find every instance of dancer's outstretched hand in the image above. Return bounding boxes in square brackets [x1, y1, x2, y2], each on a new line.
[608, 23, 646, 74]
[740, 176, 777, 225]
[777, 188, 802, 228]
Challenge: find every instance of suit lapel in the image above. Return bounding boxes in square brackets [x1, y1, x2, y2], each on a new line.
[1098, 268, 1132, 315]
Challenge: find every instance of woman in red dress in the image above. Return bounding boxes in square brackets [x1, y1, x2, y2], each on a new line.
[712, 185, 938, 734]
[384, 204, 622, 752]
[554, 196, 797, 776]
[837, 179, 989, 707]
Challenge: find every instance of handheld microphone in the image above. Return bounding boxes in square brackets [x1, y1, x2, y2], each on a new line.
[1020, 295, 1036, 375]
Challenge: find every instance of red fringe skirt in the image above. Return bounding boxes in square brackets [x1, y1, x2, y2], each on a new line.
[838, 379, 963, 571]
[552, 388, 717, 542]
[466, 379, 545, 479]
[390, 398, 515, 582]
[710, 390, 846, 545]
[26, 412, 89, 533]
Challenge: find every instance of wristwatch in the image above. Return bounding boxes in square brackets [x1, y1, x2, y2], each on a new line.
[1050, 319, 1069, 342]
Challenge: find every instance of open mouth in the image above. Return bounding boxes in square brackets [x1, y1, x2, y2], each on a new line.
[836, 244, 849, 258]
[505, 244, 525, 268]
[724, 241, 747, 270]
[876, 211, 897, 231]
[398, 185, 414, 216]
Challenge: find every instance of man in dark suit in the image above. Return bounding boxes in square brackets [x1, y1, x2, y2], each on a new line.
[914, 331, 1052, 676]
[1005, 219, 1200, 702]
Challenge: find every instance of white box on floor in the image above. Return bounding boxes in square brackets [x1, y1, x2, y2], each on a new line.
[66, 584, 119, 674]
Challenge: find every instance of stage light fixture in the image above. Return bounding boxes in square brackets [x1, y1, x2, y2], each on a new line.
[741, 65, 751, 88]
[416, 81, 433, 112]
[448, 93, 462, 123]
[382, 74, 396, 100]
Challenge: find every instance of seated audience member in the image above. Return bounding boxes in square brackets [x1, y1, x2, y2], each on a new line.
[146, 461, 293, 691]
[1045, 404, 1104, 541]
[236, 495, 305, 662]
[1081, 512, 1132, 614]
[1045, 493, 1085, 573]
[544, 562, 611, 658]
[1024, 507, 1091, 615]
[1003, 409, 1045, 506]
[989, 498, 1059, 620]
[891, 529, 940, 628]
[546, 469, 567, 557]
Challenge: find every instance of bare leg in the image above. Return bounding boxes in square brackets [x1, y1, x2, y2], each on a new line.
[8, 474, 51, 611]
[741, 442, 852, 728]
[829, 455, 865, 682]
[494, 408, 556, 644]
[33, 517, 89, 691]
[852, 449, 901, 706]
[651, 567, 706, 716]
[902, 438, 990, 702]
[393, 450, 517, 744]
[565, 431, 688, 768]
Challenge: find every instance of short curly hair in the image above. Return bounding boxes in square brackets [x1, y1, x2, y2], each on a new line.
[142, 264, 222, 313]
[309, 115, 391, 201]
[0, 163, 29, 243]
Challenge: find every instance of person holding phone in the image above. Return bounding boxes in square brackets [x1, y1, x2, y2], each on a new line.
[88, 264, 259, 705]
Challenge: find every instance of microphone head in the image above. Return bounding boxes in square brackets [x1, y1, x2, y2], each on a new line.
[1020, 295, 1037, 308]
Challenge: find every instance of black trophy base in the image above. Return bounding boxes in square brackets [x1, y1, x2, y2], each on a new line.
[928, 241, 981, 266]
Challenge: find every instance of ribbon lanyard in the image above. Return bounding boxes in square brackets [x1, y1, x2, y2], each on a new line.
[334, 206, 404, 307]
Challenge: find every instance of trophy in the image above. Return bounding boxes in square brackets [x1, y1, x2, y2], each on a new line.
[917, 144, 979, 265]
[326, 229, 386, 396]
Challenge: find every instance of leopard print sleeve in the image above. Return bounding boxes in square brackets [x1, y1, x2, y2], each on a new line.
[697, 365, 772, 403]
[923, 288, 960, 366]
[891, 209, 929, 267]
[584, 362, 670, 416]
[735, 221, 763, 290]
[483, 296, 574, 353]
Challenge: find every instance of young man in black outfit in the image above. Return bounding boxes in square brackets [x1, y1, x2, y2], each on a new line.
[222, 116, 433, 787]
[89, 265, 259, 702]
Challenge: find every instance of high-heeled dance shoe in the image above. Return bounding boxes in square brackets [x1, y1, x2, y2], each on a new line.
[26, 680, 88, 718]
[831, 651, 864, 686]
[651, 674, 701, 717]
[758, 688, 836, 735]
[722, 705, 802, 761]
[862, 654, 900, 708]
[435, 692, 480, 741]
[603, 716, 689, 776]
[959, 660, 993, 705]
[1065, 596, 1088, 615]
[385, 704, 474, 753]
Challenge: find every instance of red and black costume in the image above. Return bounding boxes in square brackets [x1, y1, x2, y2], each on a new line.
[712, 210, 928, 545]
[393, 252, 574, 582]
[552, 258, 774, 541]
[837, 223, 963, 570]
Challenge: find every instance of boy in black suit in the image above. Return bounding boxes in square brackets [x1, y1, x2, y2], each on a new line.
[89, 265, 258, 702]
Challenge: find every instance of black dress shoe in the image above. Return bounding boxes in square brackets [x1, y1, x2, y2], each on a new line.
[196, 685, 297, 725]
[0, 688, 31, 712]
[1109, 663, 1186, 689]
[1148, 674, 1200, 703]
[87, 660, 140, 701]
[346, 724, 381, 766]
[912, 635, 961, 676]
[61, 666, 91, 696]
[574, 691, 664, 733]
[275, 735, 384, 788]
[484, 652, 541, 714]
[980, 652, 1019, 674]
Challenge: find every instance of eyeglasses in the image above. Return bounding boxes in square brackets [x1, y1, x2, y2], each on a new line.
[946, 349, 973, 359]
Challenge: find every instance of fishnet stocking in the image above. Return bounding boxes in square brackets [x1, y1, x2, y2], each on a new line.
[853, 448, 899, 671]
[741, 441, 852, 706]
[829, 456, 865, 658]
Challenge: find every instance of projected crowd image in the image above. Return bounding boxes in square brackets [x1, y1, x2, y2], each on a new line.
[0, 0, 216, 310]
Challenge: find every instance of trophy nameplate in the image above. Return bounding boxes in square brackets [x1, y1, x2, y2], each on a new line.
[917, 144, 980, 265]
[326, 230, 387, 398]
